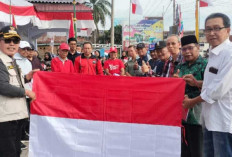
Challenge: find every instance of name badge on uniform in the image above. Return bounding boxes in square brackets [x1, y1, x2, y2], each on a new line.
[7, 65, 14, 70]
[93, 60, 96, 64]
[209, 67, 218, 74]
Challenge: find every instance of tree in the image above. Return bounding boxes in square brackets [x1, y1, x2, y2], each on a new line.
[98, 25, 122, 45]
[84, 0, 111, 42]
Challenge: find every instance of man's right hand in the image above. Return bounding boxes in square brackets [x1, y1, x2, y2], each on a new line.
[183, 74, 197, 86]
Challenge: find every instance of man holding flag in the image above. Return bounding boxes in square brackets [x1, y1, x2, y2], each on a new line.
[0, 26, 36, 156]
[183, 13, 232, 157]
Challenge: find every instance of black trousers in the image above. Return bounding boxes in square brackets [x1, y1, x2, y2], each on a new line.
[21, 98, 31, 139]
[181, 123, 203, 157]
[0, 119, 25, 157]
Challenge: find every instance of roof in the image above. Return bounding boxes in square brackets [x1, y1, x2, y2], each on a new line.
[33, 3, 92, 12]
[27, 0, 80, 4]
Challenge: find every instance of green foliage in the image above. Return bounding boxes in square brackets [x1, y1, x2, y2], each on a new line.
[84, 0, 111, 28]
[98, 25, 122, 45]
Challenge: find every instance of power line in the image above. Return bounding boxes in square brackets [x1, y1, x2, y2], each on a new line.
[163, 0, 172, 16]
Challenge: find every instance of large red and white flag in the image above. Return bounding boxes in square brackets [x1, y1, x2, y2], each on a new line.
[0, 0, 37, 25]
[132, 0, 143, 15]
[29, 72, 185, 157]
[200, 0, 213, 7]
[0, 0, 96, 30]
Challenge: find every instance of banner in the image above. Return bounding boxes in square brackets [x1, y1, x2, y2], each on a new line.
[123, 18, 163, 49]
[29, 72, 185, 157]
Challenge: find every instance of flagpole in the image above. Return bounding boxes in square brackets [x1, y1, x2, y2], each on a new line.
[73, 0, 77, 39]
[9, 0, 12, 25]
[162, 6, 164, 40]
[195, 0, 199, 41]
[129, 0, 131, 46]
[111, 0, 115, 47]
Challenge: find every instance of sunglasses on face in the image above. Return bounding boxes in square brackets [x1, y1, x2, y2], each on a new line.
[21, 47, 32, 51]
[2, 38, 20, 44]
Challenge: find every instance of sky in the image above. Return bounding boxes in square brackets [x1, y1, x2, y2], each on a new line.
[99, 0, 232, 31]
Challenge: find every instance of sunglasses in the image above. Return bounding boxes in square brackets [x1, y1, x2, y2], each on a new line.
[2, 38, 20, 44]
[21, 47, 32, 51]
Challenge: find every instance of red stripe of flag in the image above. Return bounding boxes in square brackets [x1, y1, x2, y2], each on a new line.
[0, 1, 36, 16]
[36, 12, 93, 20]
[31, 72, 185, 127]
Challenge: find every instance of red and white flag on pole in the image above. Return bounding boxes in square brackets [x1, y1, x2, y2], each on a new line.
[69, 13, 75, 38]
[12, 14, 17, 28]
[131, 0, 143, 15]
[200, 0, 213, 7]
[29, 72, 185, 157]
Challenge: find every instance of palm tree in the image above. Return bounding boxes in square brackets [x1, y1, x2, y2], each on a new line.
[84, 0, 111, 42]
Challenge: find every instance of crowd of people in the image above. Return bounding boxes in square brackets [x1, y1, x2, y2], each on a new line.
[0, 12, 232, 157]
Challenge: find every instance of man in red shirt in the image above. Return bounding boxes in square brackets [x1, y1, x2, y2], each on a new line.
[104, 47, 125, 76]
[51, 43, 74, 73]
[74, 42, 103, 75]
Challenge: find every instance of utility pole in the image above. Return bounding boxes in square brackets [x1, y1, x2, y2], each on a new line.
[129, 0, 131, 46]
[110, 0, 114, 47]
[173, 0, 175, 26]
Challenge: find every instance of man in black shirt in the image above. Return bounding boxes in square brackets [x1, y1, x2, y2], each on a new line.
[67, 38, 81, 64]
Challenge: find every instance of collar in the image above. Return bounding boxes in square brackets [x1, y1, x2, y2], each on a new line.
[138, 54, 148, 61]
[58, 56, 68, 62]
[81, 53, 96, 59]
[182, 55, 203, 66]
[210, 38, 230, 55]
[172, 52, 183, 62]
[0, 50, 13, 64]
[14, 52, 26, 60]
[69, 51, 79, 55]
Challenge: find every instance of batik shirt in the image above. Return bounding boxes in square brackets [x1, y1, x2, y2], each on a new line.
[176, 55, 207, 124]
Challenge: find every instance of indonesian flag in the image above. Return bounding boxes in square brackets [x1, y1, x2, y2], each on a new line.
[200, 0, 213, 7]
[132, 0, 143, 15]
[0, 0, 37, 25]
[29, 72, 185, 157]
[0, 0, 96, 30]
[69, 13, 75, 38]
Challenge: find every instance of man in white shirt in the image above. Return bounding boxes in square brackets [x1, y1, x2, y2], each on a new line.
[183, 13, 232, 157]
[14, 41, 37, 90]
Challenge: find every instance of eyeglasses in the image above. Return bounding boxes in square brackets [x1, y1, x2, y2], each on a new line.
[204, 27, 226, 34]
[21, 48, 32, 51]
[2, 38, 20, 44]
[182, 46, 196, 52]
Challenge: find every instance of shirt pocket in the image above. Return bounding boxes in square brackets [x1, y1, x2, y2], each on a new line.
[8, 69, 21, 87]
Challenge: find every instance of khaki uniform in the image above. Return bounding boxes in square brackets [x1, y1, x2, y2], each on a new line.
[0, 51, 28, 122]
